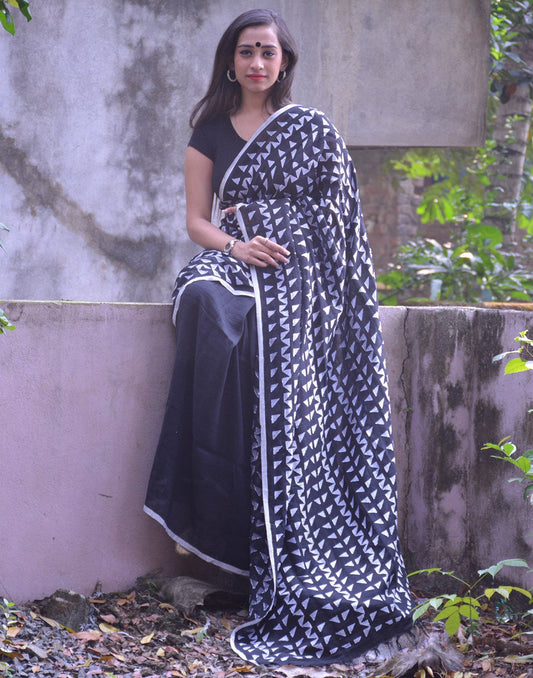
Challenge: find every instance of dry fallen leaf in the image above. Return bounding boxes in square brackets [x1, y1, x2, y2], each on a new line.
[117, 591, 136, 606]
[98, 622, 119, 633]
[232, 666, 255, 673]
[110, 652, 127, 662]
[502, 655, 533, 664]
[99, 613, 117, 624]
[140, 631, 155, 644]
[36, 614, 63, 629]
[71, 630, 102, 642]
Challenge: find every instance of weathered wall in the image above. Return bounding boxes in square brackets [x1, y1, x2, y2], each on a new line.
[1, 302, 531, 603]
[386, 307, 533, 585]
[0, 1, 490, 304]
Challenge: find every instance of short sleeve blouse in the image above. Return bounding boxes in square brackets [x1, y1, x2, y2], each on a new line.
[188, 116, 246, 195]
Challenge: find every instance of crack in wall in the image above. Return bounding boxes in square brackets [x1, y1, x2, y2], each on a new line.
[0, 127, 165, 278]
[399, 306, 413, 550]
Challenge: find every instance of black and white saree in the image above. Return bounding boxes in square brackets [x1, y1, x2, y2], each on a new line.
[145, 104, 412, 665]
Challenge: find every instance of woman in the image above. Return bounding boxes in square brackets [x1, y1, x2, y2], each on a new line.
[145, 8, 412, 666]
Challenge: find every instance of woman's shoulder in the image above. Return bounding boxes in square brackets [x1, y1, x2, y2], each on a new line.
[190, 115, 231, 141]
[189, 115, 232, 160]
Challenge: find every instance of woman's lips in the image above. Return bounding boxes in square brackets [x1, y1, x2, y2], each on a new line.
[247, 74, 267, 81]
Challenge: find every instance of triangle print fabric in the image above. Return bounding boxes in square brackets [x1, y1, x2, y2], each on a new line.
[169, 105, 412, 665]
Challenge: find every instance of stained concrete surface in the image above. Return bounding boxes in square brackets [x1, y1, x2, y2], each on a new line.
[1, 301, 531, 602]
[0, 1, 490, 304]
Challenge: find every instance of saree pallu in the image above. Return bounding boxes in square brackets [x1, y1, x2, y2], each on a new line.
[145, 104, 412, 665]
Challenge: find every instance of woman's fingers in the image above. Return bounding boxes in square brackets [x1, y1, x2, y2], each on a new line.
[250, 236, 290, 267]
[232, 238, 290, 268]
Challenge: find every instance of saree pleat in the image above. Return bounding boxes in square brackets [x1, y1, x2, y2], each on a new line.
[145, 104, 413, 665]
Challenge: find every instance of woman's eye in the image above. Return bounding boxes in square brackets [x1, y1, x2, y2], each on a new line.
[264, 50, 275, 57]
[239, 49, 252, 56]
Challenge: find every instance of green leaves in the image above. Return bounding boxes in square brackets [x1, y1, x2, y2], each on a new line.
[0, 0, 31, 35]
[485, 585, 532, 601]
[380, 1, 533, 306]
[493, 331, 533, 372]
[478, 559, 529, 579]
[484, 331, 533, 503]
[377, 226, 533, 304]
[0, 307, 15, 334]
[409, 559, 532, 640]
[434, 598, 480, 637]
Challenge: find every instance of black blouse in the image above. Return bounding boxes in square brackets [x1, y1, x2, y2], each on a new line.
[188, 116, 246, 195]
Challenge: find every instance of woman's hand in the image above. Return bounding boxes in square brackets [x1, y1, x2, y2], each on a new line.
[232, 236, 290, 268]
[223, 206, 290, 268]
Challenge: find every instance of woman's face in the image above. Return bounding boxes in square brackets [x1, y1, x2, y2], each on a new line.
[232, 24, 288, 96]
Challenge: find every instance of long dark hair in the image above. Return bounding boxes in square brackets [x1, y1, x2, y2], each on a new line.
[190, 9, 298, 128]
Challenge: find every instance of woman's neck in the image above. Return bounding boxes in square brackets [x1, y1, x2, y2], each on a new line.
[231, 94, 274, 140]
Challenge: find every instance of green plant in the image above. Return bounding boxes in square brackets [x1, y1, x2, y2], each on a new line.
[409, 559, 532, 638]
[492, 329, 533, 374]
[482, 330, 533, 504]
[0, 598, 17, 673]
[378, 225, 533, 304]
[379, 1, 533, 305]
[0, 0, 31, 35]
[483, 437, 533, 505]
[0, 307, 14, 335]
[0, 224, 15, 335]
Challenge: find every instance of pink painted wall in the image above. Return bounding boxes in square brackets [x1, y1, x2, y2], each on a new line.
[1, 301, 179, 602]
[1, 301, 532, 602]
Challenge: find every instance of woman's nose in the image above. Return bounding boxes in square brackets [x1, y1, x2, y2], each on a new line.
[251, 54, 264, 70]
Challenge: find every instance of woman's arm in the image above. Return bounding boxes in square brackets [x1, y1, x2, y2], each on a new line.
[185, 146, 228, 251]
[185, 146, 290, 268]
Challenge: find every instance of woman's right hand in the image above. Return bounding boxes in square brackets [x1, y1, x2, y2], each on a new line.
[232, 236, 290, 268]
[185, 147, 289, 268]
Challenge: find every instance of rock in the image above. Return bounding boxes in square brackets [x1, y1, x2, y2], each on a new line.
[160, 576, 249, 615]
[38, 589, 91, 631]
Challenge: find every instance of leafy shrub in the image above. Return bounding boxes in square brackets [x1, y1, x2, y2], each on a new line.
[410, 560, 531, 638]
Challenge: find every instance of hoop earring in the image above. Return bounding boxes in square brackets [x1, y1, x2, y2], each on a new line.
[226, 69, 237, 83]
[277, 70, 287, 82]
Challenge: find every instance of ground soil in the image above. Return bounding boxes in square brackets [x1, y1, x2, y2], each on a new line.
[1, 578, 532, 677]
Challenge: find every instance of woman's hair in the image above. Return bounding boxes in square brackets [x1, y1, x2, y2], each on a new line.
[190, 9, 298, 128]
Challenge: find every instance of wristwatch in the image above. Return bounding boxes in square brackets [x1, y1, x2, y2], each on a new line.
[223, 239, 237, 256]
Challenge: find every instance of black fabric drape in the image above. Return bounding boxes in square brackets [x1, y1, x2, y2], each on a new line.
[145, 281, 256, 573]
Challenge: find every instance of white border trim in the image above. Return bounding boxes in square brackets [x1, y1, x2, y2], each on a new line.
[143, 504, 249, 577]
[172, 275, 255, 325]
[230, 209, 278, 661]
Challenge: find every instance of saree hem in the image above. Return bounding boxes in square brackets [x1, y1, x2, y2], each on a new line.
[231, 616, 413, 667]
[143, 505, 250, 577]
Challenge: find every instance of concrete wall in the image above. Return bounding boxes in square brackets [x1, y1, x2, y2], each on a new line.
[1, 301, 531, 603]
[0, 1, 490, 304]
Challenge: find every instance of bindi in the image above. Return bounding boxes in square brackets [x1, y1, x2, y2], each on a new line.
[255, 41, 261, 47]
